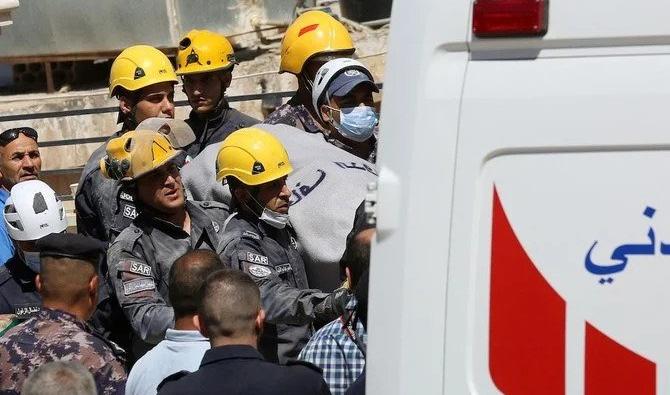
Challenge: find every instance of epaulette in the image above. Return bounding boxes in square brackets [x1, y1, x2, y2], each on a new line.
[157, 370, 191, 391]
[197, 200, 229, 211]
[286, 359, 324, 374]
[112, 225, 143, 251]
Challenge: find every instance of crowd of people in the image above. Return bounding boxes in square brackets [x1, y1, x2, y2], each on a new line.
[0, 9, 379, 395]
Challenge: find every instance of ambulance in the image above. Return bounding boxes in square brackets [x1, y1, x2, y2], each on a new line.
[369, 0, 670, 393]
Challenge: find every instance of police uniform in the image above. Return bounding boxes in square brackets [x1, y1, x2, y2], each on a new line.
[0, 309, 127, 395]
[0, 254, 40, 318]
[75, 130, 138, 243]
[157, 344, 331, 395]
[221, 212, 349, 364]
[184, 102, 259, 158]
[107, 200, 229, 351]
[0, 233, 127, 395]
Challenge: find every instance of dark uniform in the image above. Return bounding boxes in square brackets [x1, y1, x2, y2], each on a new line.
[75, 130, 138, 243]
[0, 255, 40, 318]
[157, 344, 331, 395]
[183, 102, 259, 158]
[0, 308, 127, 395]
[221, 212, 349, 363]
[107, 200, 229, 353]
[264, 97, 377, 163]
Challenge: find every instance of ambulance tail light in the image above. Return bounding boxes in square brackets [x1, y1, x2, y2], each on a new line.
[472, 0, 548, 38]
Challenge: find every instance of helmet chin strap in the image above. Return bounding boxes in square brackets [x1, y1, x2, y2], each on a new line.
[242, 189, 266, 219]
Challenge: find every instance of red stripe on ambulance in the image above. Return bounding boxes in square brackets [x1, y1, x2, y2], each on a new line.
[489, 188, 566, 394]
[585, 322, 655, 395]
[489, 188, 658, 394]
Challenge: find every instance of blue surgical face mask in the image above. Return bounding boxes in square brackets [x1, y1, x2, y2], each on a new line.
[331, 105, 378, 142]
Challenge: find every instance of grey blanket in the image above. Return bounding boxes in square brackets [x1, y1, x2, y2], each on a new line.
[181, 124, 377, 291]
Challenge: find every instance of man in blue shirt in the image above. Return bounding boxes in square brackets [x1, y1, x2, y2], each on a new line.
[0, 127, 41, 266]
[299, 203, 374, 395]
[125, 250, 222, 395]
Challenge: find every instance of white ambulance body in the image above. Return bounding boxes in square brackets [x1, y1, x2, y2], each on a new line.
[370, 0, 670, 394]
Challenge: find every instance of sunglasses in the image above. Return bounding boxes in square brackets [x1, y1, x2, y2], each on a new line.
[0, 127, 38, 147]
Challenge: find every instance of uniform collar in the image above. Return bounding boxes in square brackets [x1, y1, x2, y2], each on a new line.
[165, 329, 209, 343]
[285, 96, 328, 135]
[200, 344, 263, 367]
[187, 99, 231, 132]
[138, 201, 207, 236]
[39, 308, 87, 329]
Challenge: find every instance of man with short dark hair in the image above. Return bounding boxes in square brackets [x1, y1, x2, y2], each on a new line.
[76, 45, 178, 243]
[175, 30, 259, 158]
[0, 233, 127, 395]
[0, 126, 41, 266]
[299, 202, 374, 395]
[126, 250, 221, 395]
[22, 361, 97, 395]
[158, 269, 331, 395]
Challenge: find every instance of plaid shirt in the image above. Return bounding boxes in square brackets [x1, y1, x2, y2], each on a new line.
[298, 299, 367, 395]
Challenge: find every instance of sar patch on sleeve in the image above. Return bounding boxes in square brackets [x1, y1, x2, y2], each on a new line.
[123, 278, 156, 296]
[245, 252, 269, 265]
[121, 260, 152, 277]
[248, 264, 273, 278]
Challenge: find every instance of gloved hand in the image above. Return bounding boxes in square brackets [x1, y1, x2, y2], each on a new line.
[331, 286, 353, 317]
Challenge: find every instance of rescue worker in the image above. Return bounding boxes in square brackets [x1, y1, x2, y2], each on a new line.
[311, 58, 379, 162]
[0, 180, 68, 317]
[0, 233, 127, 395]
[0, 127, 41, 266]
[265, 10, 355, 134]
[176, 30, 259, 158]
[76, 45, 178, 243]
[216, 127, 350, 363]
[103, 130, 229, 357]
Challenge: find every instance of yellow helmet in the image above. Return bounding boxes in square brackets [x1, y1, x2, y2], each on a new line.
[109, 45, 178, 97]
[216, 127, 293, 185]
[100, 130, 181, 181]
[279, 10, 355, 75]
[176, 30, 236, 76]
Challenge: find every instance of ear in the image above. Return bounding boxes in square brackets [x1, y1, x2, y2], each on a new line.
[118, 96, 134, 115]
[320, 104, 331, 123]
[89, 275, 99, 300]
[221, 72, 232, 90]
[345, 267, 352, 288]
[35, 274, 43, 293]
[256, 308, 266, 329]
[195, 314, 208, 338]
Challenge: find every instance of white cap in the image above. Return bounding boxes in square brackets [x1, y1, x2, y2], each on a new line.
[4, 180, 67, 241]
[311, 58, 376, 122]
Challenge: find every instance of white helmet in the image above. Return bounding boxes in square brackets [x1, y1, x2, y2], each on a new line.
[4, 180, 68, 241]
[311, 58, 377, 122]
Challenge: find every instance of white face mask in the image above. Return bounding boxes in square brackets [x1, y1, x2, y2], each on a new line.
[259, 208, 290, 229]
[246, 191, 290, 229]
[23, 251, 41, 273]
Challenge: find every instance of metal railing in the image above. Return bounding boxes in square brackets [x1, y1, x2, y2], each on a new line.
[0, 82, 383, 195]
[0, 90, 299, 179]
